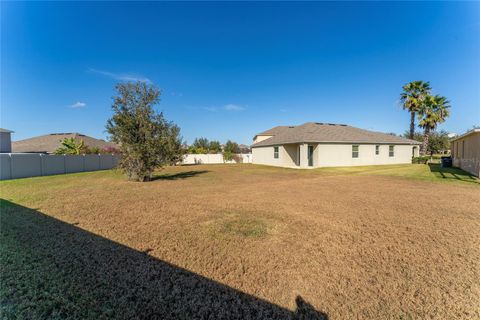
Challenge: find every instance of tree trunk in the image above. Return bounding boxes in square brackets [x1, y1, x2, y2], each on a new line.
[422, 128, 430, 156]
[409, 112, 415, 139]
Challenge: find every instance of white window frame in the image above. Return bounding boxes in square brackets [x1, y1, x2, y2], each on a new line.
[273, 146, 279, 159]
[375, 145, 380, 155]
[389, 145, 394, 157]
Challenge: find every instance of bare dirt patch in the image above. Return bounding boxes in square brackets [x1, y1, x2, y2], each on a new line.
[1, 164, 479, 319]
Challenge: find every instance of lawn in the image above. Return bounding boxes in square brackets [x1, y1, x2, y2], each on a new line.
[1, 164, 479, 319]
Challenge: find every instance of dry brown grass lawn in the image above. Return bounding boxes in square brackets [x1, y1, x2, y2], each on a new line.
[1, 164, 479, 319]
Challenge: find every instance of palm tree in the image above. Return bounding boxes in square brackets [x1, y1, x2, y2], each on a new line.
[400, 81, 431, 139]
[418, 95, 451, 155]
[54, 138, 86, 155]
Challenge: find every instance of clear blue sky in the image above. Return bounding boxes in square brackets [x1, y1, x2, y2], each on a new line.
[2, 1, 479, 144]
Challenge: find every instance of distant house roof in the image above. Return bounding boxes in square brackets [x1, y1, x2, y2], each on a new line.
[450, 128, 480, 142]
[12, 133, 118, 153]
[0, 128, 14, 133]
[252, 122, 421, 147]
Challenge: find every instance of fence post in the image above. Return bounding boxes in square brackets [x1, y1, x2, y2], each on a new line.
[9, 153, 13, 179]
[39, 154, 43, 176]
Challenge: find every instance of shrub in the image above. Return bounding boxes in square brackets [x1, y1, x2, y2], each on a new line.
[223, 151, 234, 162]
[412, 156, 430, 164]
[232, 154, 243, 163]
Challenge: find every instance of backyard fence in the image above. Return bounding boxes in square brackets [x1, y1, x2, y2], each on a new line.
[181, 153, 252, 165]
[0, 153, 121, 180]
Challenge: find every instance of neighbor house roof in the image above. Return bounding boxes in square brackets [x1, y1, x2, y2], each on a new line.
[0, 128, 14, 133]
[450, 129, 480, 142]
[252, 122, 421, 147]
[12, 133, 118, 153]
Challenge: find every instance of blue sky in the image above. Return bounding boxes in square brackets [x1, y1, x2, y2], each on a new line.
[1, 2, 479, 144]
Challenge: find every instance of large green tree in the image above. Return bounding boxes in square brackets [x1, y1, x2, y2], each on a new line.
[418, 95, 450, 155]
[106, 82, 184, 181]
[400, 81, 431, 139]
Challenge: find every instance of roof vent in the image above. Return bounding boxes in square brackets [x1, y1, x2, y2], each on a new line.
[288, 126, 295, 128]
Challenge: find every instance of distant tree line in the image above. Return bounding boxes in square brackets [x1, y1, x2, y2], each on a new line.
[187, 138, 250, 154]
[402, 130, 450, 155]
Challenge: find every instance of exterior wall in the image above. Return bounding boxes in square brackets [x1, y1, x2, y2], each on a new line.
[0, 154, 121, 180]
[451, 133, 480, 177]
[182, 153, 253, 165]
[316, 144, 415, 167]
[252, 145, 298, 168]
[253, 135, 273, 144]
[0, 132, 12, 153]
[253, 143, 416, 168]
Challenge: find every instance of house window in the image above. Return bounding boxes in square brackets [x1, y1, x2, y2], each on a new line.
[274, 146, 279, 159]
[389, 145, 394, 157]
[375, 145, 380, 155]
[352, 145, 359, 158]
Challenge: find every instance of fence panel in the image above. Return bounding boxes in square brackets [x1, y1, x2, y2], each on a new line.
[0, 154, 12, 180]
[65, 155, 84, 173]
[100, 154, 114, 169]
[42, 155, 66, 176]
[0, 154, 121, 180]
[84, 155, 101, 171]
[182, 153, 252, 165]
[11, 154, 42, 179]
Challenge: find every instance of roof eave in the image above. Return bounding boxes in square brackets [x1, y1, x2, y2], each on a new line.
[252, 140, 422, 148]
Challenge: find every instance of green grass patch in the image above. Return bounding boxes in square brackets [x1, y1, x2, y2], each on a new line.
[314, 163, 479, 185]
[205, 212, 272, 239]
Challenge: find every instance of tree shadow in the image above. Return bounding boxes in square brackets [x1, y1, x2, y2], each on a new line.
[151, 170, 209, 181]
[428, 164, 479, 184]
[0, 199, 328, 319]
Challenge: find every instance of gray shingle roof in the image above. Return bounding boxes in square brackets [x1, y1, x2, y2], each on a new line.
[252, 122, 421, 147]
[255, 126, 292, 136]
[12, 133, 118, 153]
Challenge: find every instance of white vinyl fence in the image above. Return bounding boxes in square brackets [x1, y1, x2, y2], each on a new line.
[0, 153, 121, 180]
[182, 153, 252, 165]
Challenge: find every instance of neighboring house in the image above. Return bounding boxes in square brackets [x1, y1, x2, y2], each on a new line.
[238, 144, 252, 153]
[451, 129, 480, 177]
[0, 128, 14, 153]
[12, 133, 118, 154]
[251, 122, 421, 168]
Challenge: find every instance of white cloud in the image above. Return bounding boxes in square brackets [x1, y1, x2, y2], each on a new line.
[88, 68, 151, 83]
[224, 104, 245, 111]
[69, 101, 86, 108]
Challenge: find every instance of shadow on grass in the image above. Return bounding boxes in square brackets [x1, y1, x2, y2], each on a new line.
[151, 170, 209, 181]
[428, 164, 479, 184]
[0, 199, 328, 319]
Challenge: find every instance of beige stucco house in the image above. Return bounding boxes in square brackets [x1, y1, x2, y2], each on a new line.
[451, 129, 480, 177]
[251, 122, 421, 169]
